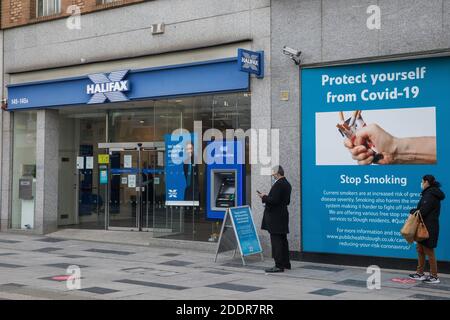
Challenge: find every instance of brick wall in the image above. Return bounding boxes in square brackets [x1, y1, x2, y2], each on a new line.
[1, 0, 147, 29]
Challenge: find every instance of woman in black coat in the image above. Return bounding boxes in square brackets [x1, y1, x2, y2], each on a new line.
[409, 175, 445, 284]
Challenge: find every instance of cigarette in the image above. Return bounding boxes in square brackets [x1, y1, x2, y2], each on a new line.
[338, 111, 344, 123]
[349, 110, 358, 127]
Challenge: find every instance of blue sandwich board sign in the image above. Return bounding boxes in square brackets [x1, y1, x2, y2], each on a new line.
[214, 205, 263, 265]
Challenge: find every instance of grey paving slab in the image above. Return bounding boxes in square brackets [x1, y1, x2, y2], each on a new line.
[159, 260, 194, 267]
[114, 279, 189, 290]
[85, 248, 134, 255]
[205, 270, 233, 275]
[221, 262, 267, 271]
[299, 265, 345, 272]
[309, 288, 346, 297]
[121, 267, 156, 273]
[78, 287, 120, 294]
[0, 283, 26, 288]
[35, 238, 67, 243]
[160, 253, 181, 257]
[0, 239, 21, 244]
[415, 283, 450, 292]
[0, 262, 26, 268]
[409, 294, 450, 300]
[43, 263, 88, 269]
[32, 247, 63, 253]
[120, 267, 184, 277]
[335, 279, 368, 288]
[206, 282, 265, 293]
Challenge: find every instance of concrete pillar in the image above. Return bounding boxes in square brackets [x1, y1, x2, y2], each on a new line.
[0, 111, 13, 232]
[34, 109, 59, 234]
[250, 42, 272, 255]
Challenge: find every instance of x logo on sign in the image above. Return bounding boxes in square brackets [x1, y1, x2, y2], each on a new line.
[87, 70, 129, 104]
[168, 189, 178, 198]
[242, 52, 259, 71]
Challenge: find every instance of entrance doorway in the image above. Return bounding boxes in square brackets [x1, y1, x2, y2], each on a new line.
[98, 142, 181, 235]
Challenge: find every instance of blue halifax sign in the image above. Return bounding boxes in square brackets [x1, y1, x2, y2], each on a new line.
[86, 70, 130, 104]
[238, 48, 264, 78]
[6, 58, 249, 110]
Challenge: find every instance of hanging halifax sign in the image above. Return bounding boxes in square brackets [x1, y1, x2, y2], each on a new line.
[238, 48, 264, 78]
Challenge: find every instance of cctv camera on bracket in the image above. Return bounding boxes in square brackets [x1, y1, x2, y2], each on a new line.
[282, 46, 302, 65]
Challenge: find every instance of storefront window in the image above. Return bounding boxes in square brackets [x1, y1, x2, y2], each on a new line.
[56, 92, 250, 242]
[11, 111, 37, 230]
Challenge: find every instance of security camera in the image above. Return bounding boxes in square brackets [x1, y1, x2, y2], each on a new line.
[137, 143, 143, 147]
[282, 46, 302, 65]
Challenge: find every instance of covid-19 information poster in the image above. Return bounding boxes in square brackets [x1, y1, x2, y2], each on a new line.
[301, 56, 450, 261]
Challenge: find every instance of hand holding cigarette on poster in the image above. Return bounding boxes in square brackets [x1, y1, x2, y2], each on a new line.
[338, 110, 437, 165]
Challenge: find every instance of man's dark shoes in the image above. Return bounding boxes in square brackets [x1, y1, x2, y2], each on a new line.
[265, 266, 284, 273]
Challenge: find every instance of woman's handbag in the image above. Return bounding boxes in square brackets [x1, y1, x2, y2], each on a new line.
[414, 212, 430, 242]
[400, 210, 420, 243]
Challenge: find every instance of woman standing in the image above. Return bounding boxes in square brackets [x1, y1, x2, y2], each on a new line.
[409, 175, 445, 284]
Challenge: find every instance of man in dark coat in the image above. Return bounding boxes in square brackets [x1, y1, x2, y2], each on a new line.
[257, 165, 292, 273]
[409, 175, 445, 284]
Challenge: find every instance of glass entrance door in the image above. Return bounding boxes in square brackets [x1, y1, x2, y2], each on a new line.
[108, 148, 140, 230]
[139, 148, 175, 236]
[99, 143, 171, 233]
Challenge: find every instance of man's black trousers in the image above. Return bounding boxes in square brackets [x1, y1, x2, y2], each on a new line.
[270, 233, 291, 269]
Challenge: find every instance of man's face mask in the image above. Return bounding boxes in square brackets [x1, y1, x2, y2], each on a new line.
[271, 174, 277, 184]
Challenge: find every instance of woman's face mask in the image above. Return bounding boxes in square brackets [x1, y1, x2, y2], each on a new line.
[421, 181, 426, 190]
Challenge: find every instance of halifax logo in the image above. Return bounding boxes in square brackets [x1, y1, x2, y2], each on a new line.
[238, 48, 264, 78]
[86, 70, 130, 104]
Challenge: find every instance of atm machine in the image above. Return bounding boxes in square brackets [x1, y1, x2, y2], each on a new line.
[19, 165, 36, 229]
[212, 171, 236, 209]
[206, 140, 245, 220]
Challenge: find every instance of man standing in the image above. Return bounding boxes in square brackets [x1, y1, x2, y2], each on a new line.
[257, 166, 292, 273]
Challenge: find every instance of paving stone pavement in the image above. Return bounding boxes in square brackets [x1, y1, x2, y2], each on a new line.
[0, 233, 449, 300]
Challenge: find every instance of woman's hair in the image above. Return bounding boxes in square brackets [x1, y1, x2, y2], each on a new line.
[422, 174, 441, 188]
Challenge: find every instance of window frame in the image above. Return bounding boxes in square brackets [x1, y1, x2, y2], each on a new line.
[36, 0, 61, 18]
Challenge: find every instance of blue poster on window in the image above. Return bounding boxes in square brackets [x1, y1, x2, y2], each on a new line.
[165, 133, 199, 206]
[301, 56, 450, 261]
[99, 170, 108, 185]
[229, 206, 262, 256]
